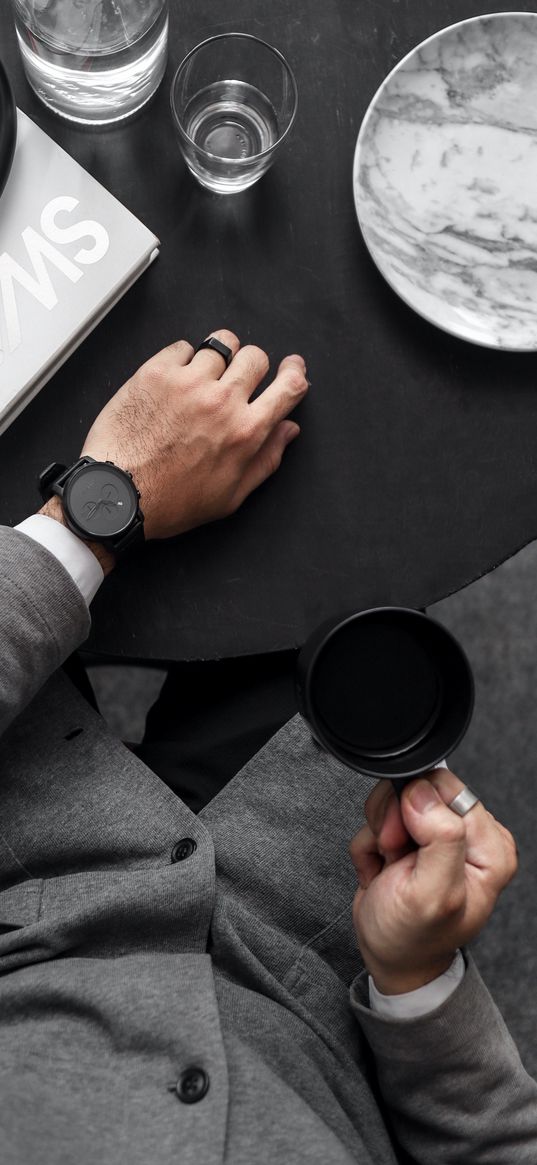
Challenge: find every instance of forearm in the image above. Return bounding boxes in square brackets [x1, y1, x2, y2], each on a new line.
[0, 526, 90, 738]
[352, 953, 537, 1163]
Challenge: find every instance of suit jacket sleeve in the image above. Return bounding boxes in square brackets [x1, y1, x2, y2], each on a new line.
[351, 952, 537, 1162]
[0, 526, 90, 738]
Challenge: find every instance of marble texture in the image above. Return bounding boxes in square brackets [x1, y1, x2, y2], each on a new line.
[354, 13, 537, 349]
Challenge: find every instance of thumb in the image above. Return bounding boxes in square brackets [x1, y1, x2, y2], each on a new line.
[401, 778, 467, 905]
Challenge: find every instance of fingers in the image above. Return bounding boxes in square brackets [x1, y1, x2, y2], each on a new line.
[188, 343, 309, 439]
[356, 769, 517, 903]
[219, 344, 270, 398]
[220, 350, 309, 506]
[426, 768, 486, 830]
[158, 338, 196, 366]
[359, 780, 413, 861]
[188, 329, 241, 377]
[400, 779, 468, 911]
[143, 338, 309, 429]
[249, 354, 309, 437]
[349, 822, 384, 889]
[349, 780, 414, 890]
[233, 421, 300, 505]
[426, 769, 518, 887]
[399, 769, 518, 908]
[424, 769, 507, 863]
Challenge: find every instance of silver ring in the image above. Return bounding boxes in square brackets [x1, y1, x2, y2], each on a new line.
[448, 785, 481, 817]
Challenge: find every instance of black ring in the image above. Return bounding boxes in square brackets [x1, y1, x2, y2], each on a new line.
[195, 337, 233, 367]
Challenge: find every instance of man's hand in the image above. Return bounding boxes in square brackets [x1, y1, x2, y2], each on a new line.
[349, 769, 518, 995]
[78, 328, 308, 541]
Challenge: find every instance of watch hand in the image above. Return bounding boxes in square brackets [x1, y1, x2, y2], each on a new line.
[85, 497, 122, 519]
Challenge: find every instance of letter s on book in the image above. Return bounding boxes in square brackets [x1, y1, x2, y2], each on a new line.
[40, 196, 110, 265]
[0, 196, 110, 362]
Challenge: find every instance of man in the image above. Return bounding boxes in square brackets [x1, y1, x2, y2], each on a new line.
[0, 328, 536, 1164]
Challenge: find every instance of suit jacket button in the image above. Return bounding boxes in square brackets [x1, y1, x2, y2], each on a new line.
[171, 838, 197, 862]
[177, 1068, 209, 1104]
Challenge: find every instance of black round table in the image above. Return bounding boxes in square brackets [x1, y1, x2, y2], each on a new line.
[1, 0, 536, 661]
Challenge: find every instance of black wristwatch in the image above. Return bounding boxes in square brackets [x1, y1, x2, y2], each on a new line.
[39, 457, 145, 556]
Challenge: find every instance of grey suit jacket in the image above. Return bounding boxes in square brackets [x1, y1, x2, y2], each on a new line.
[0, 524, 536, 1165]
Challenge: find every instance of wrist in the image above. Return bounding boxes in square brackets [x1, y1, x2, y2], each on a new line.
[39, 496, 116, 577]
[369, 954, 457, 996]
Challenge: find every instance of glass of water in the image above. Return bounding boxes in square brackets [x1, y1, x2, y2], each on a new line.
[170, 33, 298, 194]
[10, 0, 168, 124]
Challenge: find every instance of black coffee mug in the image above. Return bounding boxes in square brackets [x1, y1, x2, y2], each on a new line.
[296, 607, 474, 788]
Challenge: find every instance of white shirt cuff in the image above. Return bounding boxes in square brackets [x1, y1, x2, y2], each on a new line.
[16, 514, 104, 606]
[368, 950, 465, 1019]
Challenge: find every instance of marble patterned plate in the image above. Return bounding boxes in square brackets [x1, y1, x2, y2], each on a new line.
[353, 13, 537, 350]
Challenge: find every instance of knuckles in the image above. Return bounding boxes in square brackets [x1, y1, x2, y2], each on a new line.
[365, 785, 393, 836]
[136, 360, 173, 396]
[196, 388, 257, 449]
[416, 885, 466, 928]
[434, 813, 466, 846]
[234, 418, 257, 449]
[263, 445, 283, 478]
[502, 831, 519, 884]
[239, 344, 270, 379]
[438, 885, 466, 919]
[208, 381, 234, 408]
[285, 368, 308, 395]
[168, 338, 194, 359]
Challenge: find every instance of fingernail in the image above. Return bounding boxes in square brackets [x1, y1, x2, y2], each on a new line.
[289, 354, 306, 372]
[408, 779, 441, 814]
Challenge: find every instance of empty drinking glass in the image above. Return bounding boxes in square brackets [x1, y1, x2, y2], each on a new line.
[10, 0, 169, 124]
[170, 33, 298, 193]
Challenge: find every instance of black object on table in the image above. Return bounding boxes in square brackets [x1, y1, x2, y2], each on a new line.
[296, 607, 475, 787]
[1, 0, 537, 665]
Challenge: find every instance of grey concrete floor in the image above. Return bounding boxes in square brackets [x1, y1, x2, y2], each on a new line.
[89, 543, 537, 1077]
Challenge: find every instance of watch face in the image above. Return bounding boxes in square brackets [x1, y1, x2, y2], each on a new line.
[64, 463, 138, 540]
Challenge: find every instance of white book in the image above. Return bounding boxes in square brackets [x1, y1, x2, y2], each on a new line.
[0, 110, 159, 434]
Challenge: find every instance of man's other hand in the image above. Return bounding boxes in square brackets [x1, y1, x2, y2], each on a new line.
[80, 328, 308, 540]
[349, 769, 518, 995]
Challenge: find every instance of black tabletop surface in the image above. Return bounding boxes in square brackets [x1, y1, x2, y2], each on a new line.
[1, 0, 537, 662]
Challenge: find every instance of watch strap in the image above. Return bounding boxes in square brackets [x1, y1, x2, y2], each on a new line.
[39, 457, 95, 503]
[111, 520, 144, 555]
